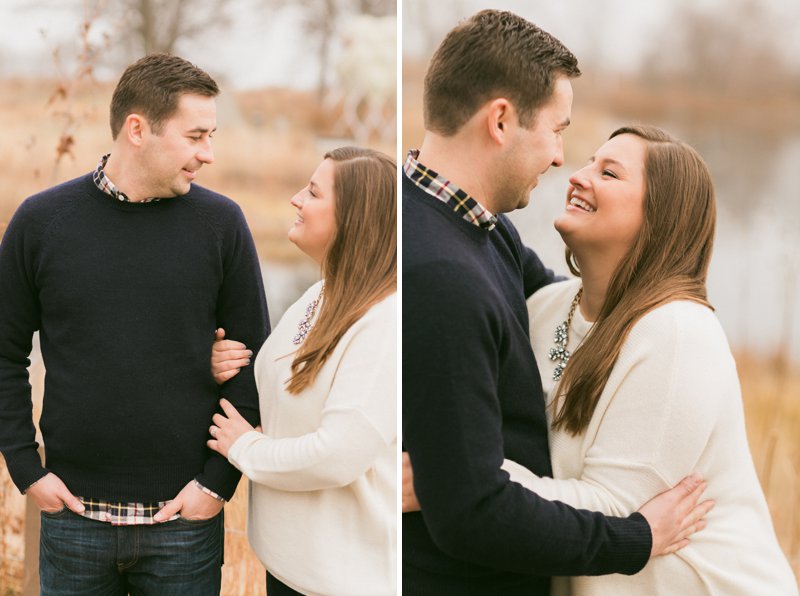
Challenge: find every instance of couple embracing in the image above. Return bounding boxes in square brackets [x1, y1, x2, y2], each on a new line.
[402, 10, 796, 595]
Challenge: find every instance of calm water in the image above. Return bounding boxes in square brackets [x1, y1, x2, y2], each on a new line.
[508, 134, 800, 362]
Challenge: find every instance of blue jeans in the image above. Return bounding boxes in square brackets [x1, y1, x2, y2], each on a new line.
[39, 509, 224, 596]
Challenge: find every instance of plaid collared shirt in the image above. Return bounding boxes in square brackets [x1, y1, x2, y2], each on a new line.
[404, 150, 497, 231]
[92, 154, 161, 203]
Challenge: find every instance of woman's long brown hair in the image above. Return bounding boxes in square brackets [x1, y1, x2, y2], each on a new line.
[286, 147, 396, 394]
[552, 125, 716, 434]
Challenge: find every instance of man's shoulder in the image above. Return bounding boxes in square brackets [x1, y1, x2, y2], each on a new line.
[23, 174, 91, 206]
[9, 174, 91, 230]
[181, 185, 250, 233]
[403, 193, 482, 256]
[184, 184, 242, 213]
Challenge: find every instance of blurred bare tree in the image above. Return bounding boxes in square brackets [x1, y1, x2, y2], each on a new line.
[259, 0, 395, 99]
[29, 0, 233, 62]
[355, 0, 393, 16]
[41, 1, 110, 181]
[110, 0, 232, 55]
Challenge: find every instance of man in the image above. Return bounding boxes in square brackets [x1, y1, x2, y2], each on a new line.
[403, 10, 708, 594]
[0, 54, 268, 594]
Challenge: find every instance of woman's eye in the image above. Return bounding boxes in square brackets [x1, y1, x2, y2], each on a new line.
[602, 169, 618, 179]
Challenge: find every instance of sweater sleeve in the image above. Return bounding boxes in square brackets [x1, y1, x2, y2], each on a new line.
[502, 304, 724, 516]
[403, 260, 651, 577]
[0, 200, 49, 493]
[227, 297, 396, 491]
[195, 202, 270, 500]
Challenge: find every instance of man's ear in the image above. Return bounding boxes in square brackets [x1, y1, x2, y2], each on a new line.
[485, 98, 515, 146]
[122, 113, 148, 147]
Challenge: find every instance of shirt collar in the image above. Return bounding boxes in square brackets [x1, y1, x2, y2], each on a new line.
[403, 150, 497, 231]
[92, 154, 160, 203]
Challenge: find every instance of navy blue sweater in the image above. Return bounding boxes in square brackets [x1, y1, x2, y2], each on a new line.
[0, 174, 269, 502]
[402, 176, 651, 594]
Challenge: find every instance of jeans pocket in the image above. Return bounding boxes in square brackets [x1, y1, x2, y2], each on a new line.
[41, 506, 69, 518]
[174, 511, 222, 526]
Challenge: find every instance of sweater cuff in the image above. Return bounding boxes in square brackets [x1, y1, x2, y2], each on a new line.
[195, 451, 243, 502]
[8, 448, 47, 495]
[595, 512, 652, 575]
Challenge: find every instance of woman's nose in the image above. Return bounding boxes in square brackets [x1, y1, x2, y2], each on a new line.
[568, 168, 589, 189]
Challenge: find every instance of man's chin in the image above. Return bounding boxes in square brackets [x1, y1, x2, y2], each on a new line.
[170, 182, 192, 197]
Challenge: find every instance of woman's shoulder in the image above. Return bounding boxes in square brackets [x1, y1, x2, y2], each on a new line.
[628, 300, 732, 361]
[333, 291, 396, 374]
[528, 277, 581, 314]
[635, 300, 723, 337]
[353, 291, 397, 330]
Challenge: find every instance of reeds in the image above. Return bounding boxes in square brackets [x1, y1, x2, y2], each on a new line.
[737, 352, 800, 578]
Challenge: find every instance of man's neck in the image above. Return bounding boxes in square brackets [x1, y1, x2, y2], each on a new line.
[417, 133, 497, 213]
[102, 151, 152, 203]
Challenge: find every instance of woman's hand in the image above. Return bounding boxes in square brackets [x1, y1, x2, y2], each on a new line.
[211, 328, 252, 385]
[402, 452, 422, 512]
[207, 398, 256, 458]
[639, 473, 715, 557]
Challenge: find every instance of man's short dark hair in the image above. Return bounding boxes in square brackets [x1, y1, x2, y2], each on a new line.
[424, 10, 580, 136]
[110, 54, 219, 139]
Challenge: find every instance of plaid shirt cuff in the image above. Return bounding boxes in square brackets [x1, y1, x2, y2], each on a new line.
[194, 479, 225, 503]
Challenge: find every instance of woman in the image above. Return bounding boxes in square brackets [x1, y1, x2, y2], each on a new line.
[207, 146, 396, 596]
[405, 126, 797, 594]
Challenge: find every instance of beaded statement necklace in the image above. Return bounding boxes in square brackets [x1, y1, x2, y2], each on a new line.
[548, 288, 583, 381]
[292, 283, 325, 345]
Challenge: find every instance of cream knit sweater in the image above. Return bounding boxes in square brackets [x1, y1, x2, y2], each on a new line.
[503, 278, 797, 595]
[228, 282, 397, 596]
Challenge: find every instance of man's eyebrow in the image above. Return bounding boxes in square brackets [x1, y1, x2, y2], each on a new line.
[186, 126, 216, 133]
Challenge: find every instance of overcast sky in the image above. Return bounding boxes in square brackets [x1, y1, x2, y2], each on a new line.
[0, 1, 319, 89]
[403, 0, 800, 72]
[0, 0, 798, 88]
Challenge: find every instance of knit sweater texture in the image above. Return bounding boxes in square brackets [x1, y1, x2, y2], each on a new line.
[0, 173, 269, 502]
[505, 278, 798, 595]
[229, 283, 397, 596]
[402, 176, 652, 594]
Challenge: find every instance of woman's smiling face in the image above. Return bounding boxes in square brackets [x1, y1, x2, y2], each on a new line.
[288, 158, 337, 264]
[554, 133, 647, 261]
